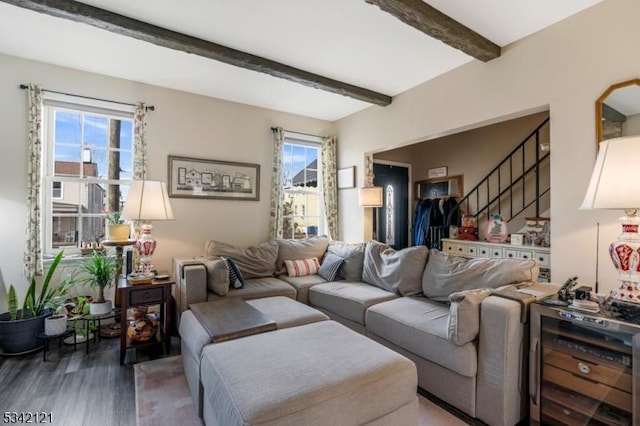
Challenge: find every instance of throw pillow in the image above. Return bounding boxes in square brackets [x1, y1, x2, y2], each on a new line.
[196, 257, 230, 296]
[275, 237, 329, 275]
[204, 240, 278, 279]
[362, 241, 429, 296]
[221, 256, 245, 289]
[448, 288, 493, 345]
[422, 249, 540, 301]
[284, 257, 321, 277]
[326, 241, 365, 281]
[317, 252, 345, 282]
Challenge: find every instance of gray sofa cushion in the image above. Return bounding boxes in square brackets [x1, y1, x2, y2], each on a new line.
[276, 237, 330, 275]
[326, 241, 365, 282]
[206, 277, 296, 301]
[308, 281, 397, 325]
[195, 257, 230, 296]
[448, 288, 493, 346]
[422, 249, 540, 301]
[366, 297, 477, 377]
[362, 241, 429, 296]
[204, 240, 278, 279]
[279, 274, 327, 304]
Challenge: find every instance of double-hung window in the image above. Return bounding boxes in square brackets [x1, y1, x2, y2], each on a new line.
[42, 94, 135, 255]
[281, 133, 324, 239]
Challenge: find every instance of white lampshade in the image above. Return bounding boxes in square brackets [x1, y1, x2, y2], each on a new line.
[122, 180, 174, 221]
[359, 186, 383, 208]
[581, 135, 640, 210]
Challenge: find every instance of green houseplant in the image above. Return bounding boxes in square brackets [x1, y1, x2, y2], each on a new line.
[0, 251, 71, 353]
[105, 211, 130, 241]
[78, 251, 118, 315]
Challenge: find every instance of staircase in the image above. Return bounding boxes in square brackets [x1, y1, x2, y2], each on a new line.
[451, 116, 550, 230]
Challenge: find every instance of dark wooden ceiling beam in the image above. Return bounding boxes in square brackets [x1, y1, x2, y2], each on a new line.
[365, 0, 500, 62]
[2, 0, 392, 106]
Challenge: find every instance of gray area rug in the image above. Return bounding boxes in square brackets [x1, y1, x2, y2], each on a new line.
[134, 355, 466, 425]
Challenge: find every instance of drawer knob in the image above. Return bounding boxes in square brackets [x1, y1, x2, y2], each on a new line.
[577, 362, 591, 374]
[458, 247, 463, 252]
[508, 253, 513, 257]
[143, 291, 151, 300]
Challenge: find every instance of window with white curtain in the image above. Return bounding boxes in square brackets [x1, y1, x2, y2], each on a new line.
[281, 133, 325, 239]
[42, 93, 136, 255]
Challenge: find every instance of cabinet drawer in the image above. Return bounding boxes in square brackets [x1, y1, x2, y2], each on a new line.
[490, 247, 504, 258]
[543, 364, 632, 412]
[477, 245, 491, 258]
[534, 251, 550, 266]
[465, 244, 478, 256]
[129, 287, 164, 305]
[443, 241, 458, 254]
[545, 349, 632, 392]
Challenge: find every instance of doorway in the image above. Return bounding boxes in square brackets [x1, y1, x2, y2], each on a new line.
[373, 162, 410, 249]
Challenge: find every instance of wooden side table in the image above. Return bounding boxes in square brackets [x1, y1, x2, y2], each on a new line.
[118, 277, 174, 365]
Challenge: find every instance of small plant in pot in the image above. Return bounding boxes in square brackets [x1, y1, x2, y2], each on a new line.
[78, 251, 118, 315]
[105, 211, 130, 241]
[0, 251, 70, 353]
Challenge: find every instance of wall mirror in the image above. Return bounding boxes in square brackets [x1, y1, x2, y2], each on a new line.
[596, 78, 640, 150]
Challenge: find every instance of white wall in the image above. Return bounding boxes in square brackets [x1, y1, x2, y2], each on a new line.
[0, 54, 331, 306]
[335, 0, 640, 295]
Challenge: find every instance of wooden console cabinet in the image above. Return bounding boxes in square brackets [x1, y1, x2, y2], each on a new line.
[530, 303, 640, 425]
[441, 238, 550, 281]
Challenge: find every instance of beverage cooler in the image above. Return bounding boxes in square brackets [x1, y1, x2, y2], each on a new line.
[530, 303, 640, 425]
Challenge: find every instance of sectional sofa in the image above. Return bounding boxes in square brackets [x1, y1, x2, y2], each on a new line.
[173, 237, 554, 426]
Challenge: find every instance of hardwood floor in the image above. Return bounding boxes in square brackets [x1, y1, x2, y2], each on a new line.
[0, 334, 180, 426]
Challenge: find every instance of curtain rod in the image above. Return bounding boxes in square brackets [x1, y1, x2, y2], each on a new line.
[270, 127, 323, 139]
[19, 84, 155, 111]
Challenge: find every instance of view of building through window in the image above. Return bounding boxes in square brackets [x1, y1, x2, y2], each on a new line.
[44, 104, 134, 253]
[282, 140, 323, 239]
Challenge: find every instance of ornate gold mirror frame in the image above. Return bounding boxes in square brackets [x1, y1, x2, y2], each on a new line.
[595, 78, 640, 150]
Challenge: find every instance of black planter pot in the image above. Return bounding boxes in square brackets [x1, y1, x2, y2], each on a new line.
[0, 310, 49, 355]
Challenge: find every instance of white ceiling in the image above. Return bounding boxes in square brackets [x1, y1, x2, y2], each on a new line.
[0, 0, 603, 121]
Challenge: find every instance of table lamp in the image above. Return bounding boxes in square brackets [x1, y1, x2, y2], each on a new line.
[580, 135, 640, 303]
[122, 180, 174, 275]
[359, 186, 383, 241]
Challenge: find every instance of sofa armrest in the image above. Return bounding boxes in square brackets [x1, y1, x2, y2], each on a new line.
[172, 257, 208, 326]
[476, 295, 526, 426]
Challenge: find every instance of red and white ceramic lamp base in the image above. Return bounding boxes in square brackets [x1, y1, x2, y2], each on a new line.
[609, 214, 640, 303]
[135, 224, 157, 275]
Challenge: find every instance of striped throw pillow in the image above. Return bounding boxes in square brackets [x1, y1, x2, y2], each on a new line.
[284, 257, 321, 277]
[221, 256, 244, 289]
[318, 252, 345, 282]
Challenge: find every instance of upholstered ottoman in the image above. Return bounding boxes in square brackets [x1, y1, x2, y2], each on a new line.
[180, 296, 329, 416]
[200, 320, 418, 426]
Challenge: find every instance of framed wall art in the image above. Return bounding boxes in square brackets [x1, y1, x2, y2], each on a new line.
[168, 155, 260, 201]
[337, 166, 356, 189]
[415, 175, 463, 200]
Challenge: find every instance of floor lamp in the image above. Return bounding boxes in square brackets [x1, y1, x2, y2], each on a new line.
[359, 187, 383, 241]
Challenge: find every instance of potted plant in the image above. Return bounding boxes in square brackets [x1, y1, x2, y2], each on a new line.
[105, 211, 130, 241]
[78, 251, 118, 315]
[44, 296, 70, 336]
[0, 251, 69, 353]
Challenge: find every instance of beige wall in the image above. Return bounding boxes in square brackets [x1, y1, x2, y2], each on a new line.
[0, 53, 331, 305]
[336, 0, 640, 294]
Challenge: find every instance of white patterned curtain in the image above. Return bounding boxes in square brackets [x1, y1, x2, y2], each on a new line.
[24, 84, 43, 277]
[322, 136, 339, 239]
[269, 127, 285, 239]
[133, 103, 148, 180]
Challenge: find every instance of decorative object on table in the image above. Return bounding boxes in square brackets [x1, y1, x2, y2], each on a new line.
[337, 166, 355, 189]
[581, 135, 640, 304]
[104, 211, 131, 241]
[167, 155, 260, 201]
[449, 225, 459, 239]
[510, 233, 524, 246]
[458, 214, 477, 241]
[0, 251, 74, 354]
[127, 307, 159, 342]
[76, 251, 119, 315]
[415, 175, 463, 200]
[524, 217, 550, 246]
[127, 273, 154, 286]
[485, 214, 508, 243]
[122, 180, 175, 276]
